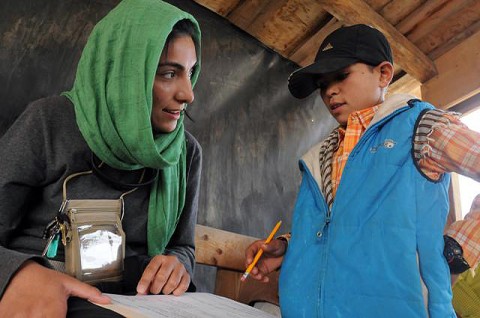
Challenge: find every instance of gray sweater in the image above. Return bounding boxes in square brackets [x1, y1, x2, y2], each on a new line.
[0, 96, 202, 295]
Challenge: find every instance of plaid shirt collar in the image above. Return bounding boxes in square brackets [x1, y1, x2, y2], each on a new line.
[337, 105, 379, 140]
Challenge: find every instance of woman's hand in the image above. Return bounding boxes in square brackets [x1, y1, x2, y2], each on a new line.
[0, 261, 110, 318]
[137, 255, 190, 296]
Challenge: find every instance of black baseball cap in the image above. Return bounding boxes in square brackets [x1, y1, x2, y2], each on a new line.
[288, 24, 393, 99]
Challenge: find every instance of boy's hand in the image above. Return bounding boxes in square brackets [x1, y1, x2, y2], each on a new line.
[0, 261, 110, 318]
[244, 238, 287, 283]
[137, 255, 190, 296]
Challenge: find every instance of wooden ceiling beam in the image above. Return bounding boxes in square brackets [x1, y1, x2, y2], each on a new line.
[244, 0, 328, 57]
[379, 0, 423, 26]
[396, 0, 476, 43]
[289, 18, 343, 66]
[395, 0, 452, 38]
[428, 19, 480, 60]
[422, 29, 480, 109]
[318, 0, 437, 83]
[227, 0, 286, 30]
[192, 0, 242, 17]
[416, 1, 480, 56]
[363, 0, 390, 11]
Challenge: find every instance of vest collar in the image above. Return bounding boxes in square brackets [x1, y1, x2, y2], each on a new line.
[369, 93, 417, 127]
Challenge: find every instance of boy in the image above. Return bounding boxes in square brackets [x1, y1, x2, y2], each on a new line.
[245, 24, 480, 317]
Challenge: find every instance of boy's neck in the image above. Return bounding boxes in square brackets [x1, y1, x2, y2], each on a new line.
[340, 104, 380, 129]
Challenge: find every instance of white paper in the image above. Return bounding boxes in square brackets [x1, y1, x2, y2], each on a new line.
[97, 292, 277, 318]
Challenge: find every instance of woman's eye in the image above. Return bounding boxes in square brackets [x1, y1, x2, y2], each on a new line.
[162, 71, 175, 79]
[156, 69, 175, 79]
[188, 66, 197, 79]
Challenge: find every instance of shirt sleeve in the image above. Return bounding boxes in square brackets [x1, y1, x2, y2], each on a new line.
[445, 194, 480, 269]
[415, 109, 480, 182]
[0, 102, 52, 296]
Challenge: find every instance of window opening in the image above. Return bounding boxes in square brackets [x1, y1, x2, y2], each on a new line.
[456, 108, 480, 218]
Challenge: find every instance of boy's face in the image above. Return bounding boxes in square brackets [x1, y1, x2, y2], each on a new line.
[319, 62, 391, 126]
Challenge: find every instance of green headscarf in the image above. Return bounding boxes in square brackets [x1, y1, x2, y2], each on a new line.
[63, 0, 201, 256]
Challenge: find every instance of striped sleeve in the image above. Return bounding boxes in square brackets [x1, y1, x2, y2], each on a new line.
[414, 109, 480, 182]
[318, 130, 339, 210]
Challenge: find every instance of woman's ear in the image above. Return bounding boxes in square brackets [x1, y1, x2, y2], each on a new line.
[378, 61, 394, 88]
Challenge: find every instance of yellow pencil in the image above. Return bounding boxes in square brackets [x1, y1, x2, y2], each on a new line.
[241, 220, 282, 282]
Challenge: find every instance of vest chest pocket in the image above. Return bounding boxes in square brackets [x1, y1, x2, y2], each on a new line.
[365, 136, 411, 168]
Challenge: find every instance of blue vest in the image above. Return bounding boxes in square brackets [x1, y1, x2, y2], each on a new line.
[279, 101, 455, 317]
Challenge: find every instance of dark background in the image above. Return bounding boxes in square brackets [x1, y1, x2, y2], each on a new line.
[0, 0, 336, 291]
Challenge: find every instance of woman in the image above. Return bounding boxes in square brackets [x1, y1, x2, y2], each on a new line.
[0, 0, 202, 316]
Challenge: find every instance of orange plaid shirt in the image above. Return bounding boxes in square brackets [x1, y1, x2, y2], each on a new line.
[331, 105, 378, 197]
[332, 105, 480, 267]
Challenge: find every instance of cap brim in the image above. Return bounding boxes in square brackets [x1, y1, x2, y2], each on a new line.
[288, 57, 359, 99]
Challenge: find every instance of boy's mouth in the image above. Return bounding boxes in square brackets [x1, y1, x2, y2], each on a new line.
[330, 102, 344, 110]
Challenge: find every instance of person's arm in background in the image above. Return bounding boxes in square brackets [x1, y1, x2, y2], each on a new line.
[0, 102, 110, 317]
[445, 195, 480, 318]
[136, 132, 202, 296]
[445, 194, 480, 281]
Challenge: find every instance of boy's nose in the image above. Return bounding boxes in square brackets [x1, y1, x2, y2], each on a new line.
[324, 83, 339, 98]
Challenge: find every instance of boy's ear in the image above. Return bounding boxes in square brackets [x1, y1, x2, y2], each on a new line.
[378, 61, 394, 88]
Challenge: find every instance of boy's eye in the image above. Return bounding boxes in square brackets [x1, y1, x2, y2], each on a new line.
[316, 79, 328, 90]
[318, 83, 327, 90]
[316, 72, 349, 90]
[335, 72, 349, 81]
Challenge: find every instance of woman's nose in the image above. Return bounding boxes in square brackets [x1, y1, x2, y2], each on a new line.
[177, 78, 194, 104]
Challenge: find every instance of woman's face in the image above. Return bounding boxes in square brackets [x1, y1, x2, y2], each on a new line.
[151, 35, 197, 133]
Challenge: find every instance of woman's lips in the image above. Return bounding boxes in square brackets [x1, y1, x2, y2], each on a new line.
[162, 108, 182, 119]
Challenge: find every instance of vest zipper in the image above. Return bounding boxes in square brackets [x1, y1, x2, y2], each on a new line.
[301, 161, 332, 317]
[318, 212, 331, 317]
